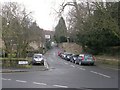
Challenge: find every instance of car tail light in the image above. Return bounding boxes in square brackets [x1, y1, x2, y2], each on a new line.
[58, 51, 60, 54]
[81, 56, 84, 60]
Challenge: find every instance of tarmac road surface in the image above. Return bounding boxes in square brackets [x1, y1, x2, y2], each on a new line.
[2, 47, 119, 89]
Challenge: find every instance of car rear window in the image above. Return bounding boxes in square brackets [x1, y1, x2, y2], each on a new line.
[84, 55, 93, 60]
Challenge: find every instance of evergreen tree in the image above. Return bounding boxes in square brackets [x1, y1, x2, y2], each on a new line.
[54, 17, 67, 43]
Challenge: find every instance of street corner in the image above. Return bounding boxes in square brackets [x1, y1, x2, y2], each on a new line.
[1, 60, 50, 73]
[44, 59, 50, 70]
[1, 69, 28, 73]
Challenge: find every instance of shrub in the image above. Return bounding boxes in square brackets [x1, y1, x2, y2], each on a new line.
[1, 58, 32, 68]
[59, 36, 67, 43]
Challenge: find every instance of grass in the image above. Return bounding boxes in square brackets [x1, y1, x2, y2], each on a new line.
[16, 64, 32, 69]
[95, 59, 120, 69]
[95, 55, 119, 67]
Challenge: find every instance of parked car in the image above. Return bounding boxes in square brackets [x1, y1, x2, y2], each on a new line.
[61, 52, 72, 60]
[58, 51, 63, 57]
[61, 52, 68, 59]
[65, 53, 73, 61]
[70, 54, 79, 63]
[78, 54, 95, 65]
[32, 54, 44, 65]
[58, 52, 64, 58]
[75, 56, 82, 64]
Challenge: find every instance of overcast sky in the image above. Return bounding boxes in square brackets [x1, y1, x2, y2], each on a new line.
[1, 0, 73, 30]
[1, 0, 118, 30]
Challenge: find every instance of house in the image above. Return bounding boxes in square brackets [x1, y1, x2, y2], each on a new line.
[43, 30, 55, 40]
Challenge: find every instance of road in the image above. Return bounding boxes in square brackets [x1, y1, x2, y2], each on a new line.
[2, 47, 119, 89]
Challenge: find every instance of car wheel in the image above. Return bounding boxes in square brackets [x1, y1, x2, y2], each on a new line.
[75, 61, 78, 64]
[75, 61, 77, 64]
[73, 60, 75, 63]
[41, 63, 44, 66]
[72, 60, 74, 63]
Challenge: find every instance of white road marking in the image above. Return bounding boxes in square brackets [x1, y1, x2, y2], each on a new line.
[2, 78, 8, 80]
[78, 68, 86, 70]
[98, 73, 111, 78]
[64, 62, 68, 65]
[33, 82, 47, 85]
[90, 71, 111, 78]
[70, 65, 75, 68]
[16, 80, 27, 83]
[90, 71, 98, 74]
[2, 78, 11, 81]
[7, 79, 11, 80]
[53, 85, 68, 88]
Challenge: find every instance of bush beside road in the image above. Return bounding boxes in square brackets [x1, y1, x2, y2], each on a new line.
[0, 58, 32, 69]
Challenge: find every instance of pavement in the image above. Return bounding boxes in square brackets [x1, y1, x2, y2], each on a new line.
[1, 47, 119, 89]
[1, 65, 48, 73]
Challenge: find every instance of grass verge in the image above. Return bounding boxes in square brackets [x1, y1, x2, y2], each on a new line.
[95, 59, 120, 69]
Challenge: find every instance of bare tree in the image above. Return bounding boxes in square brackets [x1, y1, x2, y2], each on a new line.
[2, 2, 33, 58]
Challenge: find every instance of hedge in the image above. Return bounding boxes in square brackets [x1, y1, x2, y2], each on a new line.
[0, 58, 32, 68]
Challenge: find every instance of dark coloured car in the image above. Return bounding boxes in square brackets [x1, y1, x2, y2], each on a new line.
[61, 52, 72, 60]
[74, 55, 83, 64]
[70, 54, 79, 63]
[78, 54, 95, 65]
[65, 54, 73, 61]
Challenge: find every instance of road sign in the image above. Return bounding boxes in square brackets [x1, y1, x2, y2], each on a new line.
[45, 35, 50, 39]
[18, 61, 28, 65]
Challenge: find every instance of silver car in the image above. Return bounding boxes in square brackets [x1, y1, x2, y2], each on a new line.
[32, 54, 44, 65]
